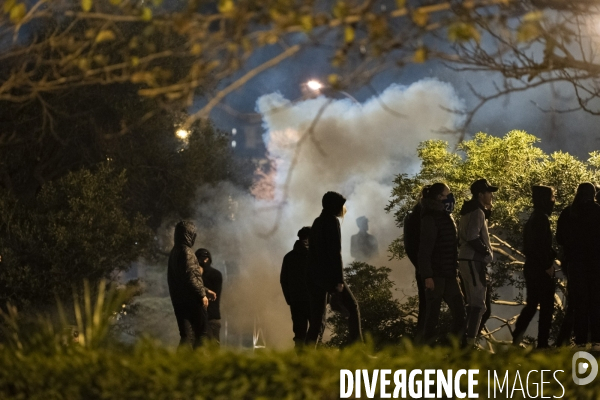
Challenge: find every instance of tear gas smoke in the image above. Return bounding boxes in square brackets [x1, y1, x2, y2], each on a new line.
[140, 80, 465, 349]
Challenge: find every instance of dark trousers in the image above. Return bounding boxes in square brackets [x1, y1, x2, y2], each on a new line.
[206, 319, 221, 345]
[513, 269, 555, 347]
[556, 268, 575, 346]
[570, 265, 600, 344]
[420, 275, 465, 344]
[415, 271, 427, 339]
[289, 301, 311, 348]
[173, 302, 207, 349]
[306, 284, 363, 347]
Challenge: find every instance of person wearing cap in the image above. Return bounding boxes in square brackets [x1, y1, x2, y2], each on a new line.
[418, 182, 465, 344]
[457, 178, 497, 347]
[305, 191, 363, 347]
[195, 248, 222, 345]
[350, 216, 379, 262]
[280, 227, 312, 350]
[168, 221, 214, 349]
[555, 183, 600, 348]
[512, 186, 557, 348]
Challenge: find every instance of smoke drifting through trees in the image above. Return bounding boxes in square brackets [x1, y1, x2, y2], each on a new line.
[139, 80, 465, 349]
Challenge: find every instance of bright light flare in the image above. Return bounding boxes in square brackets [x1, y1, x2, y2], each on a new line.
[306, 80, 323, 91]
[176, 129, 190, 140]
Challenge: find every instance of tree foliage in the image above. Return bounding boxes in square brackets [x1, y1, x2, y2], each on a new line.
[386, 130, 600, 345]
[2, 0, 600, 141]
[0, 164, 150, 310]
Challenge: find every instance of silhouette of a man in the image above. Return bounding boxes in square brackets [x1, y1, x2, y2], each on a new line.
[350, 216, 379, 262]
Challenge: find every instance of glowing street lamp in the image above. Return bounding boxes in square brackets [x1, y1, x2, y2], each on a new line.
[176, 129, 190, 140]
[306, 80, 323, 91]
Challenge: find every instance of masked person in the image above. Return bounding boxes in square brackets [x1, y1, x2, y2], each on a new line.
[306, 191, 363, 348]
[195, 248, 222, 345]
[458, 179, 497, 347]
[418, 183, 465, 344]
[280, 227, 311, 349]
[168, 221, 213, 349]
[555, 183, 600, 348]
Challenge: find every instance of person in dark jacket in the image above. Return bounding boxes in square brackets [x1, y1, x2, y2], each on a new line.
[280, 226, 311, 349]
[168, 221, 213, 348]
[195, 248, 223, 345]
[555, 183, 600, 348]
[305, 191, 363, 347]
[404, 186, 429, 339]
[418, 183, 465, 344]
[512, 186, 557, 348]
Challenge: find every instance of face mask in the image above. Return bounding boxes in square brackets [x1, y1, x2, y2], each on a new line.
[442, 193, 455, 214]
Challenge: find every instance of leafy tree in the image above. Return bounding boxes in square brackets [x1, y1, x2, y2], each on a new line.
[0, 164, 151, 311]
[326, 261, 415, 349]
[386, 130, 600, 345]
[2, 0, 600, 140]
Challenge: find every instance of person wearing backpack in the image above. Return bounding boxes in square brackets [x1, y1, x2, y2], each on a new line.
[418, 183, 465, 344]
[458, 179, 497, 347]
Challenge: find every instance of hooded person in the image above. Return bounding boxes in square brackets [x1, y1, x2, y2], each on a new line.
[195, 248, 223, 345]
[305, 191, 363, 347]
[512, 185, 557, 348]
[457, 178, 497, 347]
[168, 220, 211, 348]
[417, 182, 465, 344]
[556, 183, 600, 348]
[280, 227, 311, 349]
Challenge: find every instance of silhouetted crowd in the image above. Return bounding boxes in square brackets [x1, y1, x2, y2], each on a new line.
[166, 179, 600, 350]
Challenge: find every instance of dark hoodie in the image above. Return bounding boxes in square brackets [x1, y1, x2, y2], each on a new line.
[168, 221, 206, 305]
[523, 186, 556, 273]
[280, 240, 310, 304]
[307, 192, 346, 291]
[417, 198, 458, 279]
[196, 249, 222, 320]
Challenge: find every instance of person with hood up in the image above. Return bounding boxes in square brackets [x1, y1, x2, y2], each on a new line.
[418, 183, 465, 344]
[168, 220, 214, 348]
[280, 226, 312, 349]
[512, 186, 557, 348]
[556, 183, 600, 348]
[458, 178, 497, 347]
[195, 248, 223, 345]
[305, 191, 363, 347]
[350, 216, 379, 262]
[404, 186, 430, 339]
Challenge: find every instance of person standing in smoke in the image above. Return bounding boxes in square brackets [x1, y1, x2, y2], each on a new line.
[168, 221, 214, 348]
[457, 179, 497, 347]
[195, 248, 223, 345]
[280, 227, 311, 350]
[350, 216, 379, 262]
[404, 186, 429, 339]
[418, 183, 465, 344]
[306, 191, 363, 347]
[555, 183, 600, 349]
[512, 186, 557, 348]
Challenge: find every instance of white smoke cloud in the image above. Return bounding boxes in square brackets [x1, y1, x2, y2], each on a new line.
[142, 79, 465, 350]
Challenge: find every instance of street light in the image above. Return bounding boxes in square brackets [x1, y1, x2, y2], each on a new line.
[304, 79, 359, 104]
[176, 129, 190, 140]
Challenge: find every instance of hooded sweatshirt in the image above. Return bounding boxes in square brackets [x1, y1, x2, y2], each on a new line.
[196, 249, 222, 320]
[458, 198, 493, 263]
[307, 192, 346, 291]
[168, 221, 206, 305]
[280, 239, 310, 304]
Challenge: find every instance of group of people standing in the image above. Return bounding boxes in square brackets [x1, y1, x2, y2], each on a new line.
[280, 179, 600, 350]
[167, 221, 223, 348]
